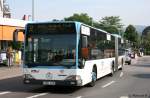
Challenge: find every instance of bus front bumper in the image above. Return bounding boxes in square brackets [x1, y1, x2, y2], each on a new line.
[24, 79, 82, 86]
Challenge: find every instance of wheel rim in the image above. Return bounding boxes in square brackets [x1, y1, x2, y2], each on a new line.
[92, 71, 97, 82]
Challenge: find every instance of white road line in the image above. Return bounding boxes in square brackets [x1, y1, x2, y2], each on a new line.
[76, 96, 82, 98]
[26, 93, 48, 98]
[0, 91, 11, 95]
[102, 81, 115, 88]
[120, 96, 129, 98]
[120, 72, 123, 77]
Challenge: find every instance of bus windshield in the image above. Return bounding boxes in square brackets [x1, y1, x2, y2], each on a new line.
[25, 34, 76, 68]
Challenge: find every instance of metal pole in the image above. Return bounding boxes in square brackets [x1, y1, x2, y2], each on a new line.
[3, 0, 4, 17]
[115, 36, 118, 71]
[32, 0, 34, 21]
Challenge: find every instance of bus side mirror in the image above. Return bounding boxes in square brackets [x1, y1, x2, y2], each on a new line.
[81, 48, 89, 59]
[13, 29, 25, 49]
[82, 36, 88, 48]
[79, 48, 89, 69]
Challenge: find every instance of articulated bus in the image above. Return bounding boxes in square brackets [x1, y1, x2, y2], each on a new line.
[13, 21, 125, 87]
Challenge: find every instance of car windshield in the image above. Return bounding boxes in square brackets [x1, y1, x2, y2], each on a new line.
[25, 34, 76, 68]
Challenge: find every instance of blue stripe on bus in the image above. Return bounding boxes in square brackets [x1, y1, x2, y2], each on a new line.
[75, 22, 81, 69]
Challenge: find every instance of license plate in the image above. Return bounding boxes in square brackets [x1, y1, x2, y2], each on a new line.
[43, 81, 56, 85]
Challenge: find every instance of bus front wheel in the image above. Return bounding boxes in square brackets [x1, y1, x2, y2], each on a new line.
[88, 68, 97, 87]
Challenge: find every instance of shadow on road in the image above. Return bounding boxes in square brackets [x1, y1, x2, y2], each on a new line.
[0, 69, 123, 94]
[0, 76, 82, 94]
[133, 64, 150, 68]
[0, 64, 7, 67]
[133, 73, 150, 79]
[31, 86, 82, 94]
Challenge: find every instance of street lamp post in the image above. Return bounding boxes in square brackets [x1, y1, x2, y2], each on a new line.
[32, 0, 34, 21]
[3, 0, 5, 18]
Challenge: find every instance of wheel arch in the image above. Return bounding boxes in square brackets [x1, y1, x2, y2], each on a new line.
[93, 64, 97, 77]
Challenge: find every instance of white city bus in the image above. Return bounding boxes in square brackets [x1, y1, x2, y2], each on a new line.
[13, 21, 124, 87]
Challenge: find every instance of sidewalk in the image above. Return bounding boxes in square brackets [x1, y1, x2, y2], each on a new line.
[0, 66, 22, 80]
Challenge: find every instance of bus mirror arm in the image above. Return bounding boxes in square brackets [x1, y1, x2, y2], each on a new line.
[13, 28, 25, 48]
[81, 48, 89, 59]
[13, 29, 25, 42]
[79, 59, 86, 69]
[78, 48, 89, 69]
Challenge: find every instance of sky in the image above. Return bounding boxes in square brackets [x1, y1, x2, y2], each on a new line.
[6, 0, 150, 26]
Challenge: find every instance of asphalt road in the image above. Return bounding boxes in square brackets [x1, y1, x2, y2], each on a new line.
[0, 56, 150, 98]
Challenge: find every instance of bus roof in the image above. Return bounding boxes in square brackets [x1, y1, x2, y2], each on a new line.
[27, 21, 109, 34]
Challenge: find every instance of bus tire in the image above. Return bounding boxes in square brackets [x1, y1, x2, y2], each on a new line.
[88, 67, 97, 87]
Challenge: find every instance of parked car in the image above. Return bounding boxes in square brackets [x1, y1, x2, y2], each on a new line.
[124, 49, 132, 65]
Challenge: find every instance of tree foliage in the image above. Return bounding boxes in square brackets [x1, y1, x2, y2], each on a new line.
[98, 16, 123, 34]
[64, 13, 93, 26]
[124, 25, 139, 48]
[64, 14, 124, 34]
[142, 26, 150, 36]
[142, 26, 150, 54]
[124, 25, 138, 42]
[12, 41, 22, 50]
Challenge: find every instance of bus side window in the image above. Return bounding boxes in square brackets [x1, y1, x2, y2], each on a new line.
[81, 36, 89, 59]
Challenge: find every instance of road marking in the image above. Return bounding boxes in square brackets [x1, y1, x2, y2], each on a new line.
[102, 81, 115, 88]
[0, 91, 11, 95]
[26, 93, 48, 98]
[76, 96, 82, 98]
[120, 96, 128, 98]
[120, 72, 123, 77]
[0, 74, 22, 80]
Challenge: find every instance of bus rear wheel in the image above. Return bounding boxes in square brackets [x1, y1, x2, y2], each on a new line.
[109, 65, 114, 77]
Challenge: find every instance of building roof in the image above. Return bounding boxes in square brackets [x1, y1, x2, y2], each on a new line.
[0, 17, 29, 27]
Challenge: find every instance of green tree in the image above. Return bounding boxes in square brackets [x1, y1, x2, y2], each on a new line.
[98, 16, 123, 34]
[64, 13, 93, 26]
[12, 41, 22, 50]
[124, 25, 139, 48]
[142, 26, 150, 54]
[64, 14, 124, 34]
[142, 26, 150, 36]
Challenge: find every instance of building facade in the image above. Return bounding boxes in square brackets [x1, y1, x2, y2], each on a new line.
[0, 17, 29, 50]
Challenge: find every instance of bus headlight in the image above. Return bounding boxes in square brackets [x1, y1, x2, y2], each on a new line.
[24, 74, 34, 79]
[65, 75, 81, 81]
